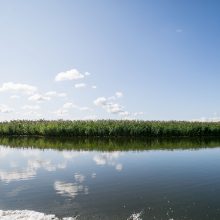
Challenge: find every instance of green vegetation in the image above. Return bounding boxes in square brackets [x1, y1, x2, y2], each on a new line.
[0, 120, 220, 137]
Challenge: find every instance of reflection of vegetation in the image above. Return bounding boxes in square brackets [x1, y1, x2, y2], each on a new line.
[1, 136, 220, 151]
[1, 120, 220, 137]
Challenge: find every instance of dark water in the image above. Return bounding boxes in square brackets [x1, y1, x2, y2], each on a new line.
[1, 138, 220, 219]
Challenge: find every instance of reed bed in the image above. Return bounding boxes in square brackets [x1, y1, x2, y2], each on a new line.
[0, 120, 220, 137]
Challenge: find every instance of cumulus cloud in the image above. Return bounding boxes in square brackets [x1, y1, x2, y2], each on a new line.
[74, 83, 86, 88]
[84, 72, 91, 76]
[20, 111, 43, 118]
[55, 102, 91, 115]
[115, 92, 123, 98]
[94, 97, 107, 106]
[134, 112, 144, 116]
[191, 117, 220, 122]
[22, 105, 40, 110]
[119, 111, 130, 117]
[10, 95, 20, 99]
[0, 82, 37, 95]
[53, 109, 68, 117]
[55, 69, 84, 81]
[83, 115, 97, 120]
[94, 93, 144, 119]
[52, 103, 75, 117]
[63, 102, 77, 109]
[0, 105, 13, 113]
[94, 97, 124, 114]
[107, 103, 124, 114]
[28, 94, 51, 102]
[45, 91, 67, 98]
[79, 107, 90, 111]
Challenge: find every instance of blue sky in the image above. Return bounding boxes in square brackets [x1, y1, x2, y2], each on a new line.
[0, 0, 220, 121]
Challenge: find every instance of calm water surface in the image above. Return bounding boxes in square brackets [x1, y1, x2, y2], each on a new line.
[1, 138, 220, 219]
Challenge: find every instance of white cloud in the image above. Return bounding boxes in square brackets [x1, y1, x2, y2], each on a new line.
[62, 102, 91, 112]
[134, 112, 144, 116]
[115, 92, 123, 98]
[45, 91, 67, 98]
[10, 95, 20, 99]
[107, 103, 124, 114]
[22, 105, 40, 110]
[53, 102, 91, 118]
[83, 115, 97, 120]
[63, 102, 76, 109]
[79, 107, 90, 111]
[23, 111, 43, 118]
[119, 111, 130, 116]
[94, 97, 107, 106]
[0, 82, 37, 95]
[74, 83, 86, 88]
[58, 93, 67, 97]
[45, 91, 56, 96]
[94, 97, 124, 114]
[55, 69, 84, 81]
[92, 85, 97, 89]
[191, 117, 220, 122]
[84, 72, 91, 76]
[28, 94, 51, 102]
[94, 93, 144, 118]
[0, 105, 13, 113]
[53, 109, 68, 117]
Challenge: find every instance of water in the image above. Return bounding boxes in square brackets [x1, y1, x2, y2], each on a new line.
[1, 138, 220, 220]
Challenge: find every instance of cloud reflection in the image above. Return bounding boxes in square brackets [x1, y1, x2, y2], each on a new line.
[54, 172, 88, 199]
[93, 152, 123, 172]
[0, 147, 75, 183]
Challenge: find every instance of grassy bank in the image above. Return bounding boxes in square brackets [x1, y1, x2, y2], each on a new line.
[0, 120, 220, 137]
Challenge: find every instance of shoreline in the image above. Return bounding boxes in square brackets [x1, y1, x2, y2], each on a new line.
[0, 120, 220, 137]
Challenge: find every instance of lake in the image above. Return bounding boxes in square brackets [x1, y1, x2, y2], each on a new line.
[1, 137, 220, 220]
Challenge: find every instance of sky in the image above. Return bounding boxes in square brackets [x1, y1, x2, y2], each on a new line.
[0, 0, 220, 121]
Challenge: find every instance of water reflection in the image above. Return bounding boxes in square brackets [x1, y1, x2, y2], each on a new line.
[0, 145, 125, 185]
[1, 138, 220, 219]
[0, 147, 70, 183]
[93, 152, 123, 171]
[0, 168, 36, 183]
[1, 136, 220, 151]
[54, 172, 89, 199]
